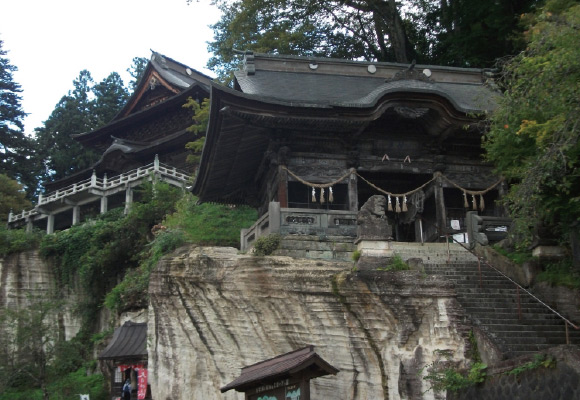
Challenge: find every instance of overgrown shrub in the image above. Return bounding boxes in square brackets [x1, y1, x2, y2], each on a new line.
[104, 228, 186, 312]
[421, 350, 487, 393]
[377, 254, 409, 271]
[163, 193, 257, 247]
[0, 227, 42, 257]
[537, 259, 580, 289]
[252, 234, 281, 256]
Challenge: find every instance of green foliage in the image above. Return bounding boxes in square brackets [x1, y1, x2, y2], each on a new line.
[467, 330, 482, 364]
[484, 0, 580, 248]
[537, 259, 580, 288]
[0, 292, 64, 395]
[127, 56, 148, 93]
[183, 97, 210, 167]
[104, 228, 186, 312]
[252, 234, 281, 256]
[492, 244, 536, 265]
[0, 368, 107, 400]
[163, 193, 257, 247]
[351, 250, 361, 262]
[0, 40, 35, 193]
[207, 0, 536, 81]
[0, 227, 42, 257]
[505, 354, 555, 376]
[421, 350, 487, 394]
[377, 254, 410, 271]
[105, 191, 255, 312]
[39, 181, 182, 324]
[0, 174, 31, 221]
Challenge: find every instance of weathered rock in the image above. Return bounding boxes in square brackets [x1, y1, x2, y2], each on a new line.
[0, 251, 82, 340]
[356, 195, 393, 242]
[148, 245, 471, 400]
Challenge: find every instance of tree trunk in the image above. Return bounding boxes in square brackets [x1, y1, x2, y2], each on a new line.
[373, 0, 411, 63]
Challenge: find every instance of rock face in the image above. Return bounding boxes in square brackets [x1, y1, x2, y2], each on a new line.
[148, 246, 471, 400]
[0, 251, 82, 340]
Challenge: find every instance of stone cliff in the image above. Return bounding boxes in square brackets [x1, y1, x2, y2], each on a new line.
[0, 250, 81, 340]
[148, 246, 471, 400]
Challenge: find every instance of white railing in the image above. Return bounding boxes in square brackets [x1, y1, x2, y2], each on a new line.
[8, 157, 190, 224]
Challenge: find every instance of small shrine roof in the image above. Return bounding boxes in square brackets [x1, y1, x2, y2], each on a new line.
[220, 345, 339, 393]
[98, 321, 147, 360]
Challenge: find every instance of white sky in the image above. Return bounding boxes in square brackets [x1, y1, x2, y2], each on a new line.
[1, 0, 221, 135]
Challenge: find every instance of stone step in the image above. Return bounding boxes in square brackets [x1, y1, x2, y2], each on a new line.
[426, 258, 578, 358]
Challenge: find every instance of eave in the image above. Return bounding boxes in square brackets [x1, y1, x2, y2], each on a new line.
[192, 82, 483, 205]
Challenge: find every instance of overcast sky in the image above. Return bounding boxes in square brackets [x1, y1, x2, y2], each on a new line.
[1, 0, 221, 135]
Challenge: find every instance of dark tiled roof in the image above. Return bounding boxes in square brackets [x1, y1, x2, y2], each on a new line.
[221, 345, 339, 393]
[234, 69, 498, 113]
[98, 321, 147, 360]
[150, 51, 213, 90]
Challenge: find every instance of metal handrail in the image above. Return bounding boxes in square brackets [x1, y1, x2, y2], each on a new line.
[430, 221, 579, 340]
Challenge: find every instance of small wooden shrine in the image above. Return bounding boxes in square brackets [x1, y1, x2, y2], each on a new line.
[192, 53, 505, 247]
[221, 345, 339, 400]
[98, 321, 150, 399]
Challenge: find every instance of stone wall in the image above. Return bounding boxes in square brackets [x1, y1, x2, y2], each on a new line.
[449, 346, 580, 400]
[148, 245, 472, 400]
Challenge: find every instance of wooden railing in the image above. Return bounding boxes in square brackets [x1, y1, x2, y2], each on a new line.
[8, 157, 190, 224]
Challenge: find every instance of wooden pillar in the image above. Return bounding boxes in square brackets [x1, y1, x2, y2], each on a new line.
[434, 172, 447, 237]
[72, 205, 80, 225]
[277, 165, 288, 208]
[124, 187, 133, 215]
[100, 196, 108, 214]
[415, 217, 424, 243]
[26, 218, 33, 233]
[348, 168, 358, 211]
[47, 214, 55, 234]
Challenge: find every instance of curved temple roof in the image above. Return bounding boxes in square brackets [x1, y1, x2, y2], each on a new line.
[193, 53, 499, 205]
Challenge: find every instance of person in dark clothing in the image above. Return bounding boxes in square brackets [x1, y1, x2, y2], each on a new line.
[122, 378, 131, 400]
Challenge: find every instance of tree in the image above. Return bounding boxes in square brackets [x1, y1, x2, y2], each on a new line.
[0, 293, 64, 400]
[0, 40, 34, 191]
[484, 0, 580, 248]
[93, 72, 130, 126]
[34, 70, 100, 182]
[127, 56, 149, 93]
[183, 97, 210, 169]
[0, 174, 31, 222]
[33, 70, 130, 183]
[206, 0, 539, 80]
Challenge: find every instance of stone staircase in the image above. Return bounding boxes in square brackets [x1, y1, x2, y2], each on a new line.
[418, 247, 580, 359]
[276, 239, 580, 358]
[272, 235, 357, 262]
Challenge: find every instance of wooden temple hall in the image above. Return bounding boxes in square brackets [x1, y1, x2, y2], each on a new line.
[8, 52, 211, 233]
[8, 50, 504, 247]
[192, 52, 504, 249]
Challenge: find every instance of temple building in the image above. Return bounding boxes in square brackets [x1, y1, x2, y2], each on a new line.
[8, 52, 212, 232]
[192, 52, 503, 249]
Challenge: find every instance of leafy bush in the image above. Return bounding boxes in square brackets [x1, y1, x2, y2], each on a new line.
[104, 228, 186, 312]
[505, 354, 555, 376]
[352, 250, 361, 262]
[163, 193, 257, 247]
[252, 234, 282, 256]
[537, 259, 580, 289]
[0, 227, 42, 257]
[0, 368, 107, 400]
[422, 358, 487, 393]
[492, 245, 536, 264]
[377, 254, 409, 271]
